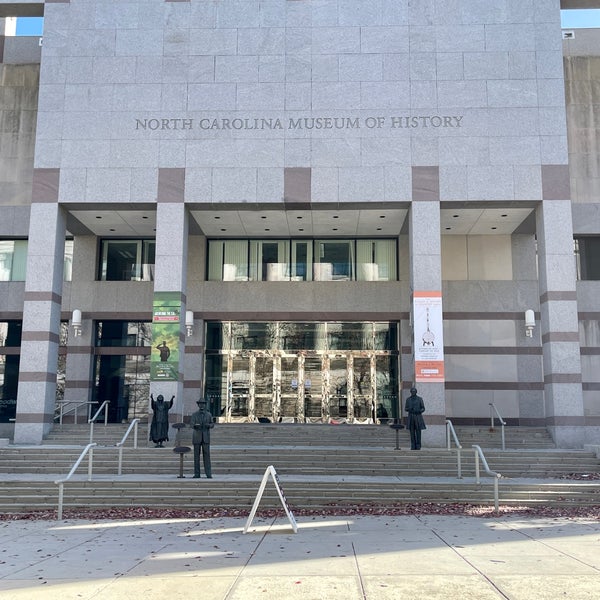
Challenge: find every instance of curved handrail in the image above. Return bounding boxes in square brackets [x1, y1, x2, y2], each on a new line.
[115, 419, 141, 475]
[472, 444, 502, 512]
[489, 403, 507, 450]
[54, 443, 97, 519]
[445, 420, 463, 479]
[88, 401, 110, 444]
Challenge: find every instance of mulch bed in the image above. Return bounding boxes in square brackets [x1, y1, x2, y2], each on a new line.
[0, 503, 598, 522]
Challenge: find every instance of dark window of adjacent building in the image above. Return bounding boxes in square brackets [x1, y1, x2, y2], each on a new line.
[575, 237, 600, 280]
[99, 239, 156, 281]
[0, 321, 22, 423]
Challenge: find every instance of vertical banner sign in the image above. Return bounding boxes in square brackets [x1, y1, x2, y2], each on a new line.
[413, 291, 445, 382]
[151, 292, 181, 381]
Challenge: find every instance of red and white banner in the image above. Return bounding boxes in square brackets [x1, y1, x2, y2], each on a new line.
[413, 291, 445, 382]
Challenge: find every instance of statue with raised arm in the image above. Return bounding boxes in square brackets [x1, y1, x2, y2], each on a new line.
[149, 393, 174, 448]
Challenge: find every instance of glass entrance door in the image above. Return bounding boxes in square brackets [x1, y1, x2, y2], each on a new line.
[205, 321, 400, 423]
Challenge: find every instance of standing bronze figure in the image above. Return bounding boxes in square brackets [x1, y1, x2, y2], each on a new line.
[191, 398, 214, 478]
[149, 394, 174, 447]
[405, 387, 426, 450]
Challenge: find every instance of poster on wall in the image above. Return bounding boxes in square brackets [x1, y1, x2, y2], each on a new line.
[413, 291, 445, 382]
[151, 292, 181, 381]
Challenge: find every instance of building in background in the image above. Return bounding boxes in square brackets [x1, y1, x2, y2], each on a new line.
[0, 0, 598, 448]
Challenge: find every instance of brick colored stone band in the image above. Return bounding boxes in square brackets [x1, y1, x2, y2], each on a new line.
[21, 331, 61, 343]
[412, 166, 440, 201]
[184, 346, 204, 353]
[444, 312, 535, 320]
[544, 373, 582, 384]
[64, 381, 92, 389]
[94, 347, 151, 356]
[19, 372, 56, 383]
[284, 167, 311, 205]
[444, 346, 542, 355]
[32, 168, 60, 203]
[13, 413, 54, 423]
[0, 347, 20, 355]
[24, 291, 62, 303]
[545, 416, 586, 426]
[542, 332, 580, 343]
[66, 346, 95, 354]
[540, 291, 577, 303]
[158, 168, 185, 203]
[541, 165, 570, 200]
[445, 382, 544, 391]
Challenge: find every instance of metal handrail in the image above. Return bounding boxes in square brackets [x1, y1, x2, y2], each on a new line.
[55, 400, 96, 425]
[445, 420, 463, 479]
[88, 401, 110, 444]
[489, 403, 507, 450]
[472, 444, 502, 513]
[115, 419, 140, 475]
[54, 443, 97, 520]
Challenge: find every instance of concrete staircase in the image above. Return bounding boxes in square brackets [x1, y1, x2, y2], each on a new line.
[0, 423, 598, 514]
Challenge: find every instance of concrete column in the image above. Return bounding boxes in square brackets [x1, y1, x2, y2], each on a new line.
[14, 201, 66, 444]
[408, 167, 445, 447]
[537, 165, 585, 447]
[151, 169, 188, 429]
[62, 236, 96, 422]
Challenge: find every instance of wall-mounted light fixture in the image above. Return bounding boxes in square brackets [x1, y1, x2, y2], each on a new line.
[185, 310, 194, 337]
[72, 309, 82, 337]
[525, 309, 535, 338]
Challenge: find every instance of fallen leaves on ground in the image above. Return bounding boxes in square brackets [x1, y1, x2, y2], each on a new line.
[0, 503, 598, 522]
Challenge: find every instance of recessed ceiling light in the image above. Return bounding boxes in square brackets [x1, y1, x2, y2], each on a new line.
[109, 228, 115, 232]
[376, 227, 382, 231]
[491, 227, 497, 230]
[453, 214, 459, 218]
[379, 215, 385, 219]
[299, 228, 304, 231]
[333, 215, 339, 219]
[261, 216, 267, 219]
[220, 228, 226, 232]
[501, 214, 508, 217]
[445, 227, 451, 230]
[265, 228, 270, 231]
[142, 216, 148, 219]
[296, 216, 303, 219]
[96, 216, 102, 219]
[332, 228, 338, 231]
[214, 216, 221, 220]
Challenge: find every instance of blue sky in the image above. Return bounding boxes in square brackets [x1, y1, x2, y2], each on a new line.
[12, 10, 600, 36]
[561, 9, 600, 28]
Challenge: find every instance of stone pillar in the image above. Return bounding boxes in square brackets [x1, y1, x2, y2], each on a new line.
[62, 236, 96, 422]
[150, 169, 188, 432]
[14, 194, 66, 444]
[408, 166, 445, 447]
[537, 165, 585, 448]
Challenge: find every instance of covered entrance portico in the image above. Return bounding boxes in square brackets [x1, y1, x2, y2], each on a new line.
[204, 321, 400, 424]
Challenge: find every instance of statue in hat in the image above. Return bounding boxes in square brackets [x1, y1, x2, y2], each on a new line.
[190, 397, 214, 478]
[405, 387, 426, 450]
[149, 393, 174, 447]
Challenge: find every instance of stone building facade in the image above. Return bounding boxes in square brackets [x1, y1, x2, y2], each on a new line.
[0, 0, 598, 448]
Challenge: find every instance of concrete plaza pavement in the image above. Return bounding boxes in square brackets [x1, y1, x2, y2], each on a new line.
[0, 512, 598, 599]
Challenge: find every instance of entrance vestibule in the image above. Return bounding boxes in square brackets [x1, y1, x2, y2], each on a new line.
[204, 321, 400, 424]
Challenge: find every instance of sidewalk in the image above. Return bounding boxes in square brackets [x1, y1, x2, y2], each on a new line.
[0, 513, 598, 599]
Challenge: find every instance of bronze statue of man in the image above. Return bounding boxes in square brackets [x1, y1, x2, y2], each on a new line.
[405, 387, 426, 450]
[191, 398, 214, 478]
